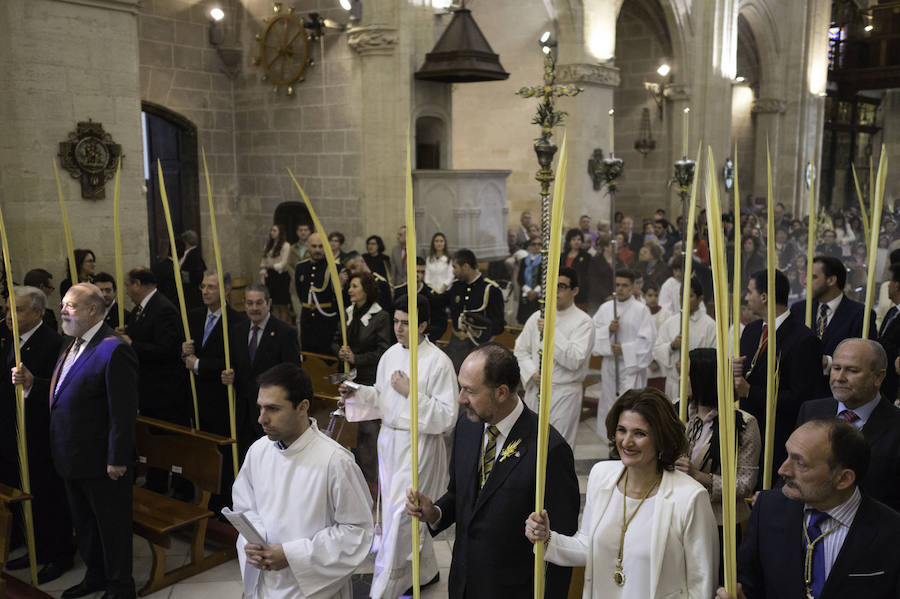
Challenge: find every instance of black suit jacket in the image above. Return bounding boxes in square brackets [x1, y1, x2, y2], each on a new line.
[738, 489, 900, 599]
[126, 290, 186, 421]
[0, 323, 64, 466]
[789, 296, 876, 356]
[179, 247, 206, 310]
[49, 323, 139, 479]
[187, 305, 248, 435]
[878, 310, 900, 401]
[740, 313, 827, 486]
[103, 300, 130, 329]
[230, 316, 300, 431]
[432, 406, 580, 599]
[797, 397, 900, 513]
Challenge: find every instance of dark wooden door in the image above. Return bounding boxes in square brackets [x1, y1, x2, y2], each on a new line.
[142, 104, 200, 264]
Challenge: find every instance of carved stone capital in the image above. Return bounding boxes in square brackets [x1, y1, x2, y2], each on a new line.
[555, 63, 620, 88]
[752, 98, 787, 114]
[347, 25, 398, 56]
[665, 83, 691, 102]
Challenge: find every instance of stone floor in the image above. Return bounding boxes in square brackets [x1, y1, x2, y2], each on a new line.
[7, 415, 609, 599]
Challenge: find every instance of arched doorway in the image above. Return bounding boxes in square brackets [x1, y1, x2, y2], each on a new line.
[141, 102, 200, 265]
[273, 202, 312, 244]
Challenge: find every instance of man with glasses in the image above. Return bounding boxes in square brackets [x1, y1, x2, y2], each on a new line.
[340, 295, 457, 597]
[513, 267, 594, 448]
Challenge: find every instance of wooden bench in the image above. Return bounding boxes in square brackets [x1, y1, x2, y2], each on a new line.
[494, 325, 522, 351]
[0, 483, 33, 595]
[300, 351, 358, 449]
[133, 416, 237, 596]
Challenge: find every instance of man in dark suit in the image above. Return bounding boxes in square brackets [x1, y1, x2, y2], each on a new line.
[179, 230, 206, 310]
[392, 257, 446, 342]
[31, 283, 138, 599]
[797, 338, 900, 513]
[877, 263, 900, 401]
[1, 286, 73, 583]
[120, 267, 186, 426]
[221, 283, 300, 458]
[23, 268, 58, 332]
[406, 343, 579, 598]
[734, 269, 828, 488]
[181, 272, 246, 510]
[716, 418, 900, 599]
[93, 272, 126, 329]
[790, 256, 876, 362]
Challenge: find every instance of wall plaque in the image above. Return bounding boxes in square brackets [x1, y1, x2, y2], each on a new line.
[58, 120, 122, 200]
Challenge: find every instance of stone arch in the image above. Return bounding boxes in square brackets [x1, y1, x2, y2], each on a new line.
[737, 0, 782, 96]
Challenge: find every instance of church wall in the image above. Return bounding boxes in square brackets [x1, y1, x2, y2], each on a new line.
[0, 0, 147, 303]
[612, 1, 677, 223]
[138, 0, 245, 279]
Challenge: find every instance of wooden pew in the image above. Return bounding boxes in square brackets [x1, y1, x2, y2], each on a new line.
[133, 416, 236, 596]
[300, 351, 358, 449]
[0, 483, 32, 597]
[494, 325, 522, 351]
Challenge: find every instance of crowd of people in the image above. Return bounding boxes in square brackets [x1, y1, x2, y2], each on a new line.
[3, 197, 900, 599]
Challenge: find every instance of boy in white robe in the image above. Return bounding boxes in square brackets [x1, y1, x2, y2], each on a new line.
[341, 295, 458, 598]
[592, 269, 657, 433]
[514, 268, 594, 448]
[233, 363, 374, 599]
[652, 277, 717, 401]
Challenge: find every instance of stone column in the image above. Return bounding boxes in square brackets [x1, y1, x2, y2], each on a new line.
[0, 0, 147, 287]
[751, 98, 786, 201]
[348, 13, 408, 247]
[555, 63, 620, 227]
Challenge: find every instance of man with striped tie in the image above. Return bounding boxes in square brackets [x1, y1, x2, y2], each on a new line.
[405, 343, 579, 599]
[796, 338, 900, 513]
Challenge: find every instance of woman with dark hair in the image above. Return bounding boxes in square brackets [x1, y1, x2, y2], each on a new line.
[425, 231, 453, 292]
[526, 387, 717, 598]
[259, 223, 292, 322]
[337, 271, 392, 494]
[59, 248, 97, 296]
[638, 242, 670, 290]
[739, 235, 765, 293]
[363, 234, 392, 284]
[677, 348, 760, 534]
[561, 228, 591, 308]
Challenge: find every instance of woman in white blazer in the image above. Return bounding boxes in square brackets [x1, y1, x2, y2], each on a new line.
[526, 387, 718, 598]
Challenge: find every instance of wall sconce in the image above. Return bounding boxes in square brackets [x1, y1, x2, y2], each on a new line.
[208, 7, 242, 78]
[539, 30, 557, 56]
[644, 61, 672, 119]
[208, 7, 225, 45]
[338, 0, 362, 22]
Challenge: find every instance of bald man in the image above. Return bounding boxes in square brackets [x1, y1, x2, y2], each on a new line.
[294, 233, 338, 354]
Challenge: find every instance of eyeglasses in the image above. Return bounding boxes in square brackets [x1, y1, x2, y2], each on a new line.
[557, 283, 572, 290]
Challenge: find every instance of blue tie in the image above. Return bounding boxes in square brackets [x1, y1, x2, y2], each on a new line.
[202, 313, 217, 346]
[805, 510, 829, 598]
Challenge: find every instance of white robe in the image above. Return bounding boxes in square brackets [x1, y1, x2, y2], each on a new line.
[652, 310, 718, 401]
[514, 304, 595, 448]
[592, 297, 656, 433]
[344, 338, 458, 599]
[233, 421, 374, 599]
[659, 277, 682, 315]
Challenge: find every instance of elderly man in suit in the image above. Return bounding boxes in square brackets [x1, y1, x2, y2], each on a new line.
[221, 283, 300, 458]
[734, 269, 828, 488]
[796, 338, 900, 513]
[716, 418, 900, 599]
[789, 256, 876, 369]
[2, 286, 73, 583]
[25, 283, 139, 599]
[406, 343, 579, 599]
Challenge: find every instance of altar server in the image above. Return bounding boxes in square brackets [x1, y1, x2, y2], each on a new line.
[233, 363, 373, 599]
[341, 294, 458, 598]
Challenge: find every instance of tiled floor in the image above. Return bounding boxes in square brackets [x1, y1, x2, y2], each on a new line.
[7, 415, 608, 599]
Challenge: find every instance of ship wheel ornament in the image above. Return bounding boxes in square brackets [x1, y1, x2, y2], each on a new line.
[252, 2, 314, 96]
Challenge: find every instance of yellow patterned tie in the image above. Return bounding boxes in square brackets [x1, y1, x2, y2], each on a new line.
[480, 425, 500, 489]
[816, 304, 828, 339]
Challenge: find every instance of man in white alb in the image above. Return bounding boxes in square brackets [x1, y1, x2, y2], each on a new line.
[592, 269, 656, 431]
[652, 276, 717, 401]
[514, 267, 594, 448]
[232, 363, 373, 599]
[340, 295, 458, 598]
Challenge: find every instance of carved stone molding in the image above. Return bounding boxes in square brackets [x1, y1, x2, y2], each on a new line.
[347, 25, 398, 56]
[556, 63, 620, 88]
[665, 83, 691, 102]
[752, 98, 787, 114]
[52, 0, 140, 15]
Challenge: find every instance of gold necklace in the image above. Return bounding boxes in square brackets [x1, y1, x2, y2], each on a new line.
[614, 469, 661, 587]
[802, 513, 839, 599]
